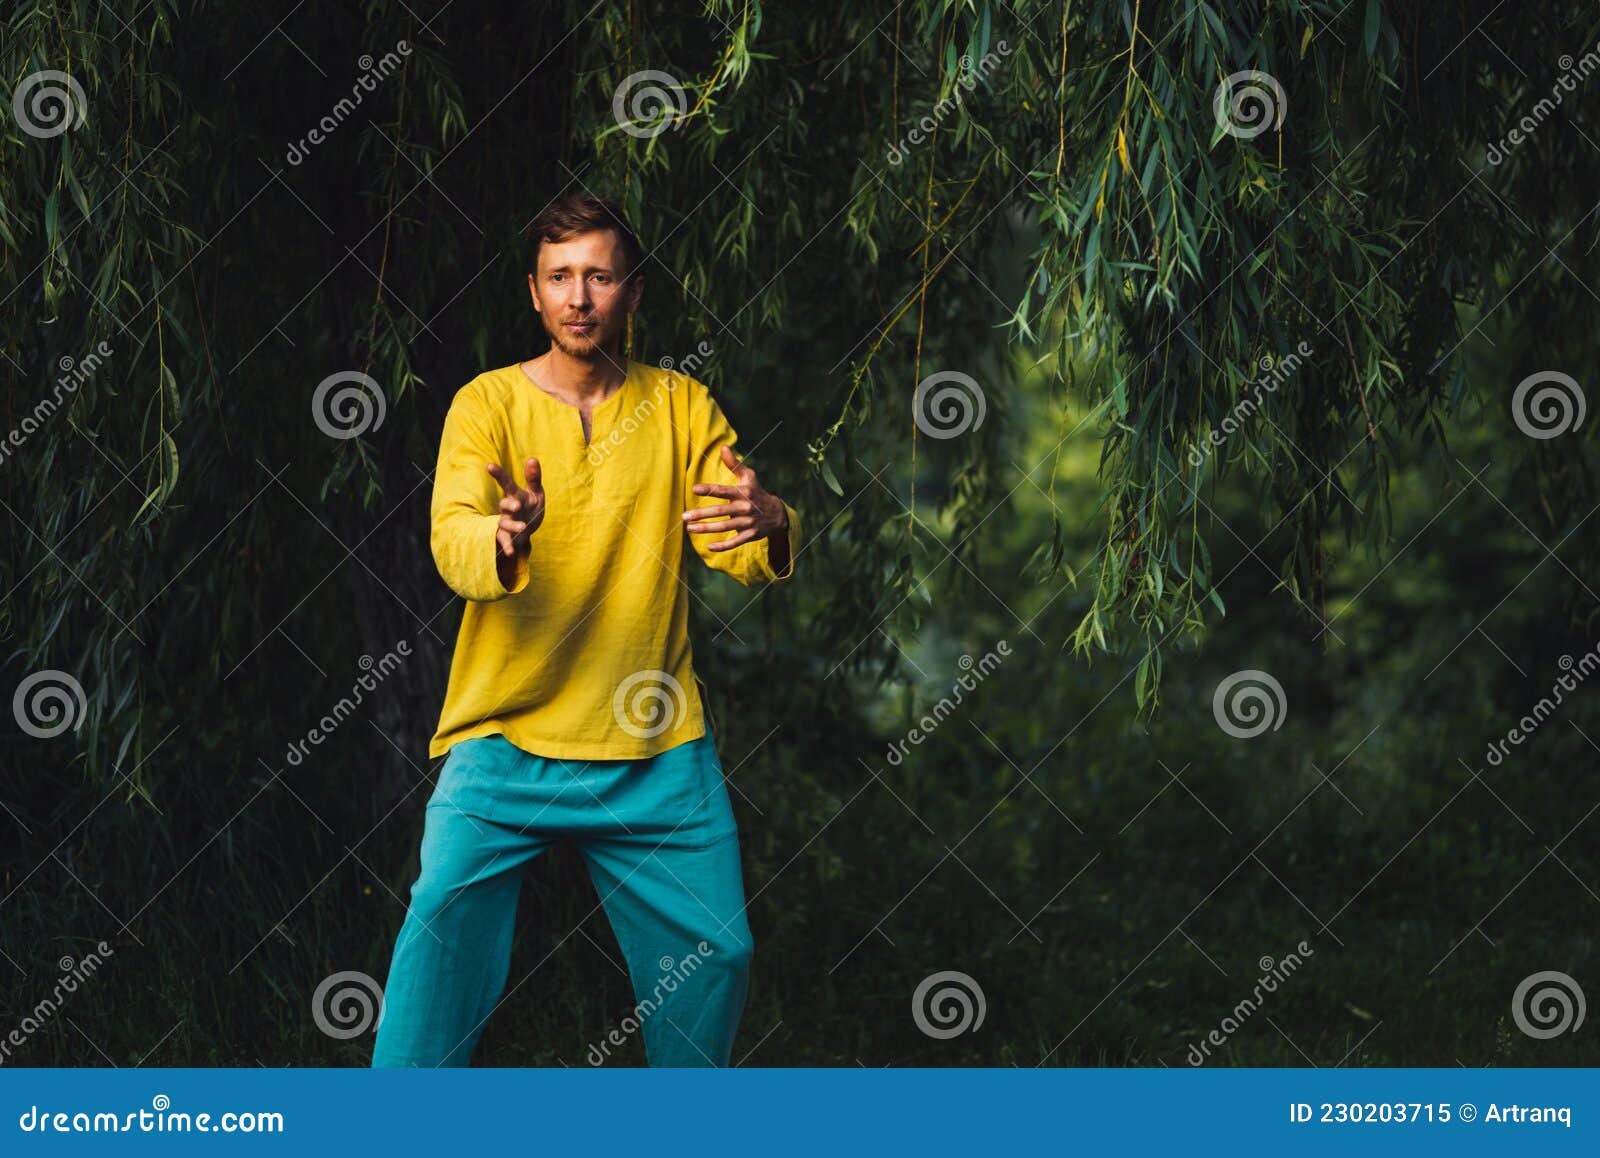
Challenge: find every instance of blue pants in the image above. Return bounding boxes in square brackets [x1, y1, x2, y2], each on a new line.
[370, 728, 754, 1067]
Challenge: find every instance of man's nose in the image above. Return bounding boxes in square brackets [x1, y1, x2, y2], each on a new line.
[571, 278, 590, 308]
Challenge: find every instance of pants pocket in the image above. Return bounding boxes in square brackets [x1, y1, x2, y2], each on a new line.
[427, 733, 514, 822]
[675, 734, 739, 845]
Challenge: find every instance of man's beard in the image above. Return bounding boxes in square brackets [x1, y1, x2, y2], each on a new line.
[542, 313, 622, 362]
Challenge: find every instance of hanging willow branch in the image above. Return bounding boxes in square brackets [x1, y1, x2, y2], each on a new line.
[1, 0, 1595, 787]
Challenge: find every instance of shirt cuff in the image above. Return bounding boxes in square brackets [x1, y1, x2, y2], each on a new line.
[488, 514, 531, 597]
[755, 501, 800, 584]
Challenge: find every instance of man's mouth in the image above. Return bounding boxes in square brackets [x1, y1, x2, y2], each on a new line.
[565, 321, 596, 335]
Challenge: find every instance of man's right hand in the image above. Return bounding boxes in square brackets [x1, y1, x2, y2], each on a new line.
[487, 457, 543, 560]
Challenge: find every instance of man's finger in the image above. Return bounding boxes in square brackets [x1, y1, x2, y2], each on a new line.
[708, 528, 759, 551]
[688, 516, 753, 534]
[487, 461, 516, 497]
[691, 483, 741, 499]
[720, 444, 758, 479]
[524, 456, 542, 493]
[682, 502, 740, 523]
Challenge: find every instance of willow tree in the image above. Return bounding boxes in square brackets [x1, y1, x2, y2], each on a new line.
[3, 0, 1596, 789]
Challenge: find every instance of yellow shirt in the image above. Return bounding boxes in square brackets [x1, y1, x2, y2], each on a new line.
[426, 359, 800, 761]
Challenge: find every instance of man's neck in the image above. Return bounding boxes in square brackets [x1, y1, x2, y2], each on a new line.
[526, 344, 627, 404]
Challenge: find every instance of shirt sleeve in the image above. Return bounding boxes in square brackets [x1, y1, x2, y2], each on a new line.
[684, 380, 801, 588]
[430, 383, 530, 602]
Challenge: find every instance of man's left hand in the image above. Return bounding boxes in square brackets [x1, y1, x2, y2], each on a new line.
[682, 444, 789, 551]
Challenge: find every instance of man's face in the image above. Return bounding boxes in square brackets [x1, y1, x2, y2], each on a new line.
[527, 229, 642, 363]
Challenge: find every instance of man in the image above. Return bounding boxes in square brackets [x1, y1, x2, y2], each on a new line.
[370, 193, 800, 1068]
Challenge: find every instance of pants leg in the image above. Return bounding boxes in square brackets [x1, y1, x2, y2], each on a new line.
[582, 832, 754, 1065]
[371, 736, 551, 1067]
[576, 731, 755, 1067]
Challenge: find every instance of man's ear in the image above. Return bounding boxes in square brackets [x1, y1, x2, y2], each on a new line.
[526, 273, 541, 313]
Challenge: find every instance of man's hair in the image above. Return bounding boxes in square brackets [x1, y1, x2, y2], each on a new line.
[526, 193, 645, 280]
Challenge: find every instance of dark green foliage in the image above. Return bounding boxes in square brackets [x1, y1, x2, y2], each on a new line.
[1, 1, 1595, 1065]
